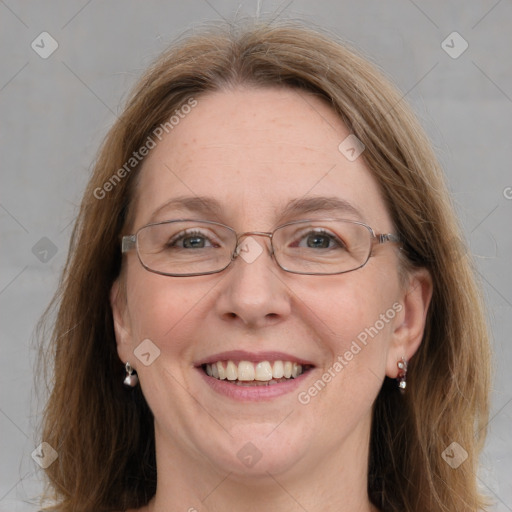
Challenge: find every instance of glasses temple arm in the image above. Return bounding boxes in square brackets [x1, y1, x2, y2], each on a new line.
[377, 233, 401, 244]
[121, 235, 136, 253]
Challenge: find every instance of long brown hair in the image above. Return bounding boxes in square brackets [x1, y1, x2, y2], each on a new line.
[38, 20, 491, 511]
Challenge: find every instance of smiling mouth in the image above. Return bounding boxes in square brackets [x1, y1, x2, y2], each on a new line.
[202, 360, 313, 386]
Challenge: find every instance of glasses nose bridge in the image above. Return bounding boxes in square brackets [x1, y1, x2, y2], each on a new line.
[233, 230, 275, 259]
[238, 230, 273, 240]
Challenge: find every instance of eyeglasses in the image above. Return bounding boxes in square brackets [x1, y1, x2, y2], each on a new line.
[121, 219, 401, 277]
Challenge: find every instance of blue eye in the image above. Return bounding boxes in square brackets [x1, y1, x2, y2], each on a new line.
[305, 232, 333, 249]
[296, 230, 345, 250]
[168, 230, 217, 249]
[181, 235, 209, 248]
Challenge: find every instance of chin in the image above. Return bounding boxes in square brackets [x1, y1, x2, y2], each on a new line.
[199, 424, 309, 479]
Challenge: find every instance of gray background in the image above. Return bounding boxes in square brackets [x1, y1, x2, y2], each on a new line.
[0, 1, 511, 510]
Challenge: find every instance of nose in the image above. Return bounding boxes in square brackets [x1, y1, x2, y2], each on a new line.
[214, 234, 292, 328]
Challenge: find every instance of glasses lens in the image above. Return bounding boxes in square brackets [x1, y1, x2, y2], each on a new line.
[136, 221, 236, 275]
[273, 220, 372, 274]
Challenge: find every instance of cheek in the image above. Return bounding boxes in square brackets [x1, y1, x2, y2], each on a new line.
[125, 268, 211, 354]
[295, 270, 399, 367]
[290, 275, 400, 449]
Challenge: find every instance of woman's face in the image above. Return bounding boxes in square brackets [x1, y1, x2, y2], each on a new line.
[112, 87, 426, 480]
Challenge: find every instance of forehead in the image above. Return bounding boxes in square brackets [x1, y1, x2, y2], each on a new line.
[132, 87, 391, 230]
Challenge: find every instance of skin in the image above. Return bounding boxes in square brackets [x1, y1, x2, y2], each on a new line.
[111, 87, 432, 512]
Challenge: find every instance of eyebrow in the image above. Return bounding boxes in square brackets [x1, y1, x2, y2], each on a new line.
[280, 196, 363, 220]
[147, 195, 364, 225]
[148, 196, 224, 224]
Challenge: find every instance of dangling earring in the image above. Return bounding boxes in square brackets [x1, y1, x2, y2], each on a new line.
[396, 357, 408, 393]
[123, 362, 139, 387]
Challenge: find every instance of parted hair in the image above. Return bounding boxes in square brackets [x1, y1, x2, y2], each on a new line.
[38, 20, 491, 512]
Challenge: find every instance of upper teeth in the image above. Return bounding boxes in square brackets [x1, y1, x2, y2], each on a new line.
[204, 360, 304, 381]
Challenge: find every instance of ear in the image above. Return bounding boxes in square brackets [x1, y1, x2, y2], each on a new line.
[386, 267, 433, 378]
[110, 279, 134, 364]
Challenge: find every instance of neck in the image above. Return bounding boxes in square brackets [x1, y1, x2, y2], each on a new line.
[145, 415, 378, 512]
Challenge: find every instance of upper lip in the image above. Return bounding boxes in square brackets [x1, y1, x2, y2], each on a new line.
[194, 350, 315, 367]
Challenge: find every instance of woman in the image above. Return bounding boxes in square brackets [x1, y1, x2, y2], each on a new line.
[39, 20, 491, 512]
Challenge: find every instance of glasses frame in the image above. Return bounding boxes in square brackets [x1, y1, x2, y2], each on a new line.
[121, 218, 401, 277]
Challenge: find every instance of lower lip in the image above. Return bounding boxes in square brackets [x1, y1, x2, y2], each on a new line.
[197, 367, 312, 401]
